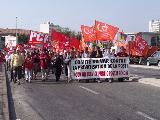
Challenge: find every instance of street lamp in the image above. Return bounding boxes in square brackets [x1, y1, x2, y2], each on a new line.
[16, 17, 18, 44]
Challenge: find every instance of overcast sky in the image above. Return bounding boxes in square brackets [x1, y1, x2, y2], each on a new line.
[0, 0, 159, 32]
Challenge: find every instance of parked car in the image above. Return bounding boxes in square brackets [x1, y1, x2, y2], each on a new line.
[146, 51, 160, 66]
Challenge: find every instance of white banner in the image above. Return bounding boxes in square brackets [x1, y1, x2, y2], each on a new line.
[28, 31, 49, 44]
[71, 57, 129, 79]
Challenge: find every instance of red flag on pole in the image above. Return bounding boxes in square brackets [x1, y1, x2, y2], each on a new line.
[133, 33, 149, 56]
[81, 25, 96, 42]
[95, 20, 119, 40]
[70, 37, 80, 49]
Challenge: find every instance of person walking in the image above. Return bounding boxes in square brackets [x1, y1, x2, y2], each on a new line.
[24, 52, 33, 83]
[54, 51, 63, 82]
[11, 49, 24, 85]
[117, 46, 129, 82]
[40, 49, 49, 81]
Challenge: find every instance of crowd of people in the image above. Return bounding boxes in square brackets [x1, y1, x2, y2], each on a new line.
[4, 45, 128, 85]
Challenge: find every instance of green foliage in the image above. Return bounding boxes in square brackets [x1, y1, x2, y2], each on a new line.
[17, 34, 28, 44]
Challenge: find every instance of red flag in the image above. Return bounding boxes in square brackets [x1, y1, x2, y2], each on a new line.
[133, 33, 149, 56]
[81, 25, 96, 42]
[70, 37, 80, 49]
[51, 29, 70, 48]
[95, 20, 119, 40]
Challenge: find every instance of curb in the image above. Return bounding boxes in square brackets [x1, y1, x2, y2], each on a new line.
[2, 64, 9, 120]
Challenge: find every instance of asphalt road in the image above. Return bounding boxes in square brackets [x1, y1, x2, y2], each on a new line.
[7, 66, 160, 120]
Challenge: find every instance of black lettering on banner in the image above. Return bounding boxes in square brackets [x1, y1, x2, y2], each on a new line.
[118, 64, 121, 68]
[108, 64, 112, 68]
[115, 59, 119, 63]
[100, 64, 103, 69]
[110, 59, 115, 63]
[78, 66, 81, 70]
[85, 60, 90, 64]
[85, 65, 91, 69]
[124, 58, 126, 63]
[75, 60, 77, 65]
[104, 64, 107, 68]
[100, 58, 109, 63]
[73, 66, 75, 70]
[96, 60, 99, 63]
[112, 64, 117, 68]
[92, 65, 96, 69]
[93, 60, 96, 63]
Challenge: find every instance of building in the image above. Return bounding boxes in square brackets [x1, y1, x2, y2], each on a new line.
[0, 28, 30, 36]
[0, 28, 31, 49]
[4, 35, 17, 49]
[149, 20, 160, 32]
[40, 22, 54, 35]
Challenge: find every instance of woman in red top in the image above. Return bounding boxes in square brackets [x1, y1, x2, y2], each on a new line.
[40, 49, 49, 81]
[25, 52, 33, 83]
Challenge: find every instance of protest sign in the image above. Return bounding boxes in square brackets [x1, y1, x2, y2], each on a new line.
[71, 57, 129, 79]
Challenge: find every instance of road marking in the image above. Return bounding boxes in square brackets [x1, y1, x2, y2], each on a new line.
[79, 86, 99, 95]
[136, 111, 157, 120]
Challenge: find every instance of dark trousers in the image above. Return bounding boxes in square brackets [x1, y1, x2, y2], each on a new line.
[13, 66, 22, 80]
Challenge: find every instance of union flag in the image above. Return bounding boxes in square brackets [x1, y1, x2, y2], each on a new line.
[133, 33, 149, 56]
[95, 20, 119, 41]
[81, 25, 96, 42]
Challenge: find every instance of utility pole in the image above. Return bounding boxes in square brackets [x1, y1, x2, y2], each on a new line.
[16, 17, 18, 44]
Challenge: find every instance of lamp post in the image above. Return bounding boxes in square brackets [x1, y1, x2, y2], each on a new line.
[16, 17, 18, 44]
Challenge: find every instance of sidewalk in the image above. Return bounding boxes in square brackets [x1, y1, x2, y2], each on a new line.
[129, 64, 160, 87]
[129, 64, 160, 70]
[0, 63, 9, 120]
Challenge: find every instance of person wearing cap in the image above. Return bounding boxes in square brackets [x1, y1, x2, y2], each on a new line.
[11, 49, 24, 85]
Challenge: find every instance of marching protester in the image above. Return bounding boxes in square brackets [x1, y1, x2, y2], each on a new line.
[117, 46, 129, 82]
[54, 51, 63, 82]
[63, 51, 71, 82]
[111, 49, 117, 57]
[11, 49, 24, 85]
[5, 51, 11, 71]
[24, 52, 33, 83]
[40, 48, 49, 81]
[90, 46, 97, 58]
[95, 46, 103, 83]
[82, 47, 90, 58]
[103, 47, 112, 58]
[33, 50, 40, 80]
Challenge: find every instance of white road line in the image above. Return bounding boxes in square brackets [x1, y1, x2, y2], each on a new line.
[79, 86, 99, 95]
[136, 111, 157, 120]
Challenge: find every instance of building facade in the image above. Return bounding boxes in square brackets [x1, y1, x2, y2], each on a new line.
[40, 22, 54, 35]
[149, 20, 160, 32]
